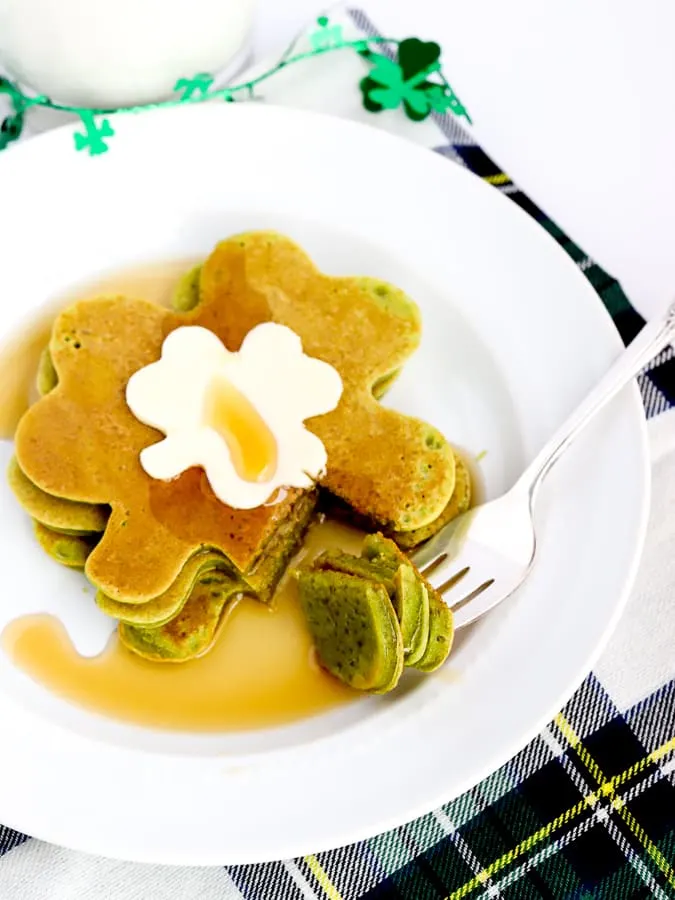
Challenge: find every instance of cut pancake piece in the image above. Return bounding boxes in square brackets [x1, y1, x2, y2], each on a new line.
[312, 549, 397, 594]
[315, 547, 429, 665]
[119, 571, 244, 662]
[98, 492, 316, 631]
[297, 569, 403, 693]
[361, 532, 402, 569]
[362, 533, 454, 671]
[242, 490, 318, 603]
[8, 456, 109, 535]
[413, 592, 454, 673]
[33, 521, 99, 569]
[392, 564, 430, 665]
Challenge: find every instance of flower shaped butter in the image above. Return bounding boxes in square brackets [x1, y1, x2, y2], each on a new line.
[126, 323, 343, 509]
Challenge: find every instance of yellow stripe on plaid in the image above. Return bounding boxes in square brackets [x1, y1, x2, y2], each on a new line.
[445, 734, 675, 900]
[483, 173, 511, 185]
[305, 854, 344, 900]
[555, 712, 675, 893]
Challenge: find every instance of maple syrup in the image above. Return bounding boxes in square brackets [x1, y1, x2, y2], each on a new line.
[0, 261, 362, 731]
[4, 519, 362, 731]
[204, 375, 278, 483]
[0, 258, 199, 440]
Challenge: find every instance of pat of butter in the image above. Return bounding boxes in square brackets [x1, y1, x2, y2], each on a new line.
[125, 323, 343, 509]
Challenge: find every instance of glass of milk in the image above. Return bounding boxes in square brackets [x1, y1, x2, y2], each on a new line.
[0, 0, 255, 108]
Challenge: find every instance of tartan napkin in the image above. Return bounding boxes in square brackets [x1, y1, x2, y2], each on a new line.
[1, 7, 674, 899]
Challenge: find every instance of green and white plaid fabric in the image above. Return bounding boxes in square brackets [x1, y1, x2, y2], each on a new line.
[1, 8, 674, 898]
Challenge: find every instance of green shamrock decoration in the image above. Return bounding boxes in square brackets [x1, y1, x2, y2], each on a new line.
[174, 73, 214, 101]
[0, 30, 470, 158]
[309, 15, 345, 51]
[360, 38, 470, 123]
[0, 78, 26, 150]
[73, 112, 115, 156]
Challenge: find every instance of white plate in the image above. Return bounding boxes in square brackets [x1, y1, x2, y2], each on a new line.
[0, 103, 649, 864]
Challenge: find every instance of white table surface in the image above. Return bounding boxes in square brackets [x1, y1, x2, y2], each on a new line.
[254, 0, 675, 320]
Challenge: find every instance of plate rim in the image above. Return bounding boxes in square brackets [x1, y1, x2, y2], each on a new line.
[0, 101, 651, 864]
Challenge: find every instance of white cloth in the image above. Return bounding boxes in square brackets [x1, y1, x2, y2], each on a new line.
[254, 0, 675, 321]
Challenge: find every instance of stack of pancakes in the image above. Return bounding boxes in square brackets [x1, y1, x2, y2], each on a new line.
[297, 534, 454, 693]
[9, 232, 470, 664]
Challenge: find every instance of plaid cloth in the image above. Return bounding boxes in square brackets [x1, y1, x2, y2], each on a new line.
[0, 7, 673, 899]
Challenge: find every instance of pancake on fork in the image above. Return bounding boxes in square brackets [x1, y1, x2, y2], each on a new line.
[297, 532, 453, 691]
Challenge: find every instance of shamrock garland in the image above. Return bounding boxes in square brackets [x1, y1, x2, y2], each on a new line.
[0, 19, 470, 157]
[360, 39, 470, 121]
[0, 78, 27, 151]
[73, 111, 116, 156]
[309, 15, 346, 51]
[174, 73, 215, 101]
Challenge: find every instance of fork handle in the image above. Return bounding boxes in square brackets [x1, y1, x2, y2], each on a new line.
[516, 299, 675, 500]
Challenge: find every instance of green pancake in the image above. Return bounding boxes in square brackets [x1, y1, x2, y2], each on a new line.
[119, 570, 244, 662]
[171, 264, 203, 312]
[389, 454, 472, 549]
[393, 564, 430, 666]
[172, 264, 401, 403]
[304, 546, 429, 669]
[362, 532, 454, 672]
[412, 590, 454, 673]
[17, 238, 455, 674]
[323, 451, 470, 551]
[36, 346, 58, 396]
[96, 490, 314, 630]
[172, 264, 399, 400]
[297, 569, 403, 693]
[8, 456, 109, 535]
[33, 520, 99, 569]
[243, 490, 318, 603]
[371, 368, 402, 400]
[361, 532, 401, 569]
[96, 549, 238, 625]
[312, 549, 397, 595]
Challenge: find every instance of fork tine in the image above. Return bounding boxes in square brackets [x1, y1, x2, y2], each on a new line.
[420, 553, 449, 578]
[448, 578, 495, 613]
[436, 566, 470, 596]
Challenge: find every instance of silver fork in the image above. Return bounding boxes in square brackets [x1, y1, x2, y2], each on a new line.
[412, 300, 675, 629]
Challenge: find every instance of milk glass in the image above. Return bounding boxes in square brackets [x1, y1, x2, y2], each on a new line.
[0, 0, 255, 107]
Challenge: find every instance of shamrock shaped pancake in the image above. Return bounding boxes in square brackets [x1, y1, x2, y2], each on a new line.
[15, 232, 455, 607]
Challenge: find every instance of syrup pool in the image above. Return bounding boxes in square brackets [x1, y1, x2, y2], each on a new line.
[4, 518, 361, 732]
[0, 261, 361, 731]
